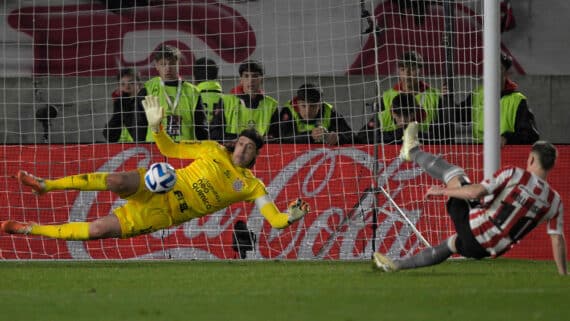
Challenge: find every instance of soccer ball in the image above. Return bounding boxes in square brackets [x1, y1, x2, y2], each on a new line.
[144, 162, 177, 193]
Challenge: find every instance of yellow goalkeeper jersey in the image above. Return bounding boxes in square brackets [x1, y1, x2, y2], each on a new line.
[153, 130, 267, 219]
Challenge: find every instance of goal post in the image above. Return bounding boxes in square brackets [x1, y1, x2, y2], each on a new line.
[1, 0, 499, 260]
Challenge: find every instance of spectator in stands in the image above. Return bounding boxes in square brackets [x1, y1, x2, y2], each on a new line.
[103, 68, 146, 142]
[373, 123, 566, 275]
[268, 83, 354, 145]
[357, 92, 425, 144]
[193, 57, 227, 140]
[136, 44, 208, 142]
[211, 60, 279, 143]
[456, 53, 540, 146]
[358, 51, 448, 144]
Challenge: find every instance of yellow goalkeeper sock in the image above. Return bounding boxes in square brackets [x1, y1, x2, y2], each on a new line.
[30, 222, 90, 240]
[45, 173, 109, 192]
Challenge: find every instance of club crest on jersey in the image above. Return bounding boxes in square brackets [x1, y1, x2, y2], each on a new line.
[233, 179, 244, 192]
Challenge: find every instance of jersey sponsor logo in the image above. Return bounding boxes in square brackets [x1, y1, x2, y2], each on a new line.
[192, 178, 222, 210]
[233, 179, 244, 192]
[173, 190, 190, 213]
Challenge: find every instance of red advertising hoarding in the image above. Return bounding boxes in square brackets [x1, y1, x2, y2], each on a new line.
[0, 144, 568, 260]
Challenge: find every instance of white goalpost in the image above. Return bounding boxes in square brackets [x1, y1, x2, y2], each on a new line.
[0, 0, 488, 260]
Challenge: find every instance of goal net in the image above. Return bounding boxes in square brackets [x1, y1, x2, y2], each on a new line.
[0, 0, 501, 260]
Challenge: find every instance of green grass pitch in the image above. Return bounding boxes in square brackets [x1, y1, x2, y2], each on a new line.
[1, 259, 568, 321]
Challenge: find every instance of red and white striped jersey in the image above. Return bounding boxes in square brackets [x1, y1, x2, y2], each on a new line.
[469, 166, 564, 257]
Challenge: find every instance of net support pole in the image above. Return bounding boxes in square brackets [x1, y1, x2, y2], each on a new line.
[443, 0, 455, 95]
[377, 186, 431, 248]
[365, 0, 385, 255]
[442, 0, 456, 140]
[483, 0, 501, 178]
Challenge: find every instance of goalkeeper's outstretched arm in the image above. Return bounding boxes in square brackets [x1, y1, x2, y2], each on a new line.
[255, 195, 310, 229]
[142, 95, 210, 159]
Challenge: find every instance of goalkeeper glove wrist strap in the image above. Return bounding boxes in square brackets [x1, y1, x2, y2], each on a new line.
[151, 124, 162, 133]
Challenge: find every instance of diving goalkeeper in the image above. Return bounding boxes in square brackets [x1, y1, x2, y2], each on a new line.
[1, 96, 310, 240]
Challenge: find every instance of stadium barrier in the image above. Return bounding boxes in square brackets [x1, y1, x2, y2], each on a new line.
[1, 144, 568, 260]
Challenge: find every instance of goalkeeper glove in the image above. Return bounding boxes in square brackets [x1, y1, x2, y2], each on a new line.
[287, 198, 310, 224]
[141, 95, 163, 133]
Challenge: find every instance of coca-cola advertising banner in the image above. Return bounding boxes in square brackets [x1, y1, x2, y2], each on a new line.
[0, 144, 568, 260]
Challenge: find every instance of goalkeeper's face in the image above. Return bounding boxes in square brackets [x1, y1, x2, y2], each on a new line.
[232, 136, 259, 168]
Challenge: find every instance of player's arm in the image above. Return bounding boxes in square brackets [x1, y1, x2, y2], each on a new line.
[142, 95, 211, 159]
[254, 195, 310, 229]
[426, 183, 487, 200]
[548, 203, 567, 275]
[550, 234, 567, 275]
[429, 167, 515, 200]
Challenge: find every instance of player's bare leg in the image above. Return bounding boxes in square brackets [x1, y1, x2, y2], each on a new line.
[88, 215, 122, 239]
[11, 170, 134, 240]
[1, 214, 122, 240]
[18, 170, 140, 197]
[105, 171, 140, 196]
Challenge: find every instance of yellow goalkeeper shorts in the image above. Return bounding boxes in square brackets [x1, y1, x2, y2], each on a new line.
[113, 168, 176, 238]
